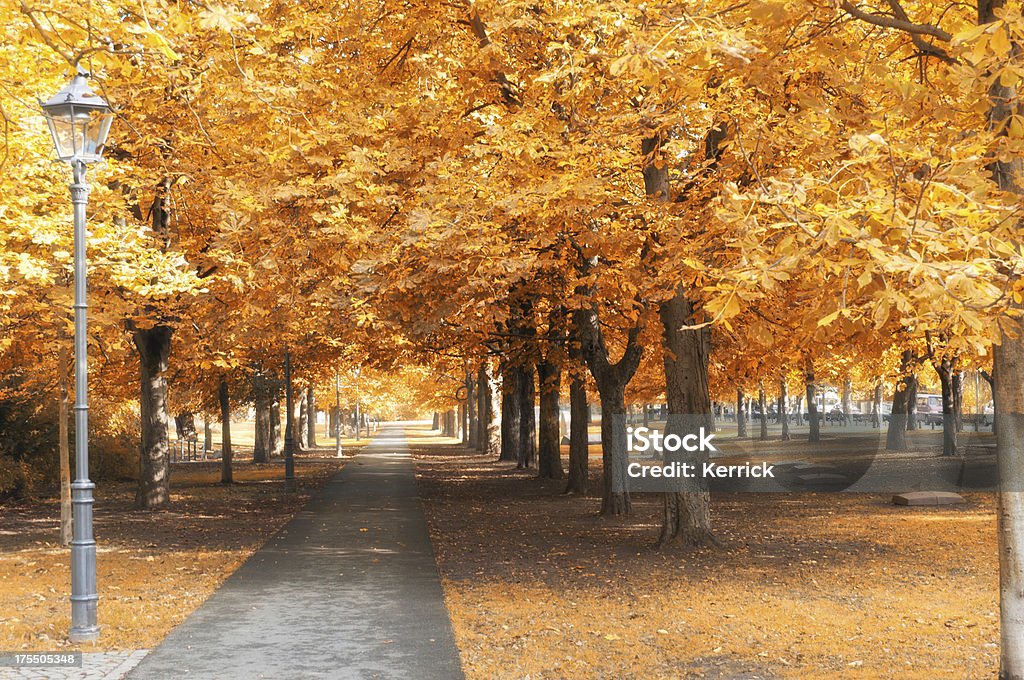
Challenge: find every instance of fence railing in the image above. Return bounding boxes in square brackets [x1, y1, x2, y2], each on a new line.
[169, 441, 261, 463]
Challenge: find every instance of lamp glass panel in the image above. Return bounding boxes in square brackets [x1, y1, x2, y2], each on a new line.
[45, 108, 76, 160]
[93, 111, 113, 157]
[71, 107, 92, 159]
[73, 107, 113, 161]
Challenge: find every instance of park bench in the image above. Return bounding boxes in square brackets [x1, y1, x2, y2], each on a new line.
[171, 437, 207, 462]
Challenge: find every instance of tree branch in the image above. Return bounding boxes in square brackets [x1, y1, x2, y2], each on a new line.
[841, 0, 956, 62]
[20, 1, 74, 65]
[841, 0, 952, 41]
[613, 317, 645, 382]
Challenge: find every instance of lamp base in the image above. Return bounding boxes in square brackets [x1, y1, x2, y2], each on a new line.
[68, 625, 100, 644]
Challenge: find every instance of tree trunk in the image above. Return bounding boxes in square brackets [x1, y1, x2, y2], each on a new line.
[537, 360, 563, 479]
[995, 334, 1024, 679]
[596, 380, 630, 516]
[953, 371, 964, 433]
[475, 362, 501, 455]
[872, 381, 883, 429]
[203, 416, 213, 454]
[575, 305, 644, 517]
[485, 362, 501, 456]
[333, 373, 343, 458]
[974, 371, 983, 433]
[805, 358, 820, 443]
[565, 366, 589, 494]
[476, 364, 488, 451]
[758, 384, 768, 440]
[499, 359, 521, 462]
[978, 4, 1024, 670]
[460, 383, 468, 443]
[779, 376, 790, 441]
[887, 350, 914, 451]
[736, 388, 747, 438]
[467, 373, 478, 448]
[307, 387, 317, 448]
[133, 325, 173, 510]
[936, 358, 959, 457]
[58, 350, 72, 545]
[657, 291, 714, 547]
[983, 366, 998, 438]
[906, 373, 919, 431]
[271, 395, 283, 457]
[253, 375, 271, 463]
[298, 395, 310, 450]
[573, 298, 643, 516]
[842, 376, 853, 427]
[283, 354, 296, 489]
[517, 363, 536, 469]
[219, 377, 233, 483]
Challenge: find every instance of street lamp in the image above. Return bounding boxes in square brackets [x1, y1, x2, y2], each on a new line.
[335, 371, 343, 458]
[283, 347, 295, 493]
[41, 70, 113, 644]
[353, 366, 361, 442]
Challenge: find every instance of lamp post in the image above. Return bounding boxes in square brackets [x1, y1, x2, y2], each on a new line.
[41, 70, 113, 644]
[284, 347, 295, 492]
[353, 366, 361, 442]
[335, 371, 343, 458]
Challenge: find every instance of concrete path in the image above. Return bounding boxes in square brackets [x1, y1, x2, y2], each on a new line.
[127, 423, 463, 680]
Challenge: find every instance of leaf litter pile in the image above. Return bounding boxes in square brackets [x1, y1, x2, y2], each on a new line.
[413, 442, 997, 679]
[0, 457, 344, 651]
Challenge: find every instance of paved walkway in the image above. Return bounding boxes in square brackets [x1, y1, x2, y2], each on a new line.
[126, 423, 463, 680]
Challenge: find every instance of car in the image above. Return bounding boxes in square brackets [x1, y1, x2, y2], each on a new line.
[915, 393, 944, 426]
[827, 405, 861, 423]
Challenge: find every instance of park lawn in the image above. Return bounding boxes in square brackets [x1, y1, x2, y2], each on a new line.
[0, 449, 352, 652]
[412, 432, 998, 679]
[172, 417, 366, 450]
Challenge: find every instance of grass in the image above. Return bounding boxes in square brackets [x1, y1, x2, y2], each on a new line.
[172, 416, 371, 456]
[0, 436, 358, 651]
[1, 419, 996, 678]
[412, 425, 998, 679]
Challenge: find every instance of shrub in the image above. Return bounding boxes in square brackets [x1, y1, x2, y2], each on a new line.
[0, 393, 142, 497]
[0, 456, 41, 500]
